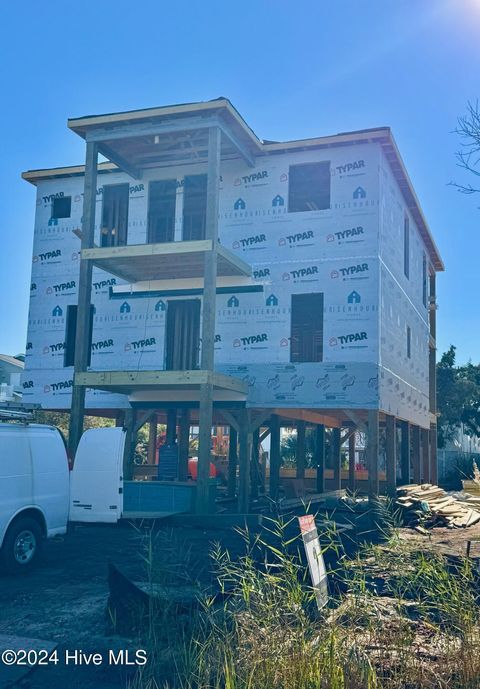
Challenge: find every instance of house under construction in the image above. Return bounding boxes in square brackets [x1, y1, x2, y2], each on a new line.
[21, 98, 444, 513]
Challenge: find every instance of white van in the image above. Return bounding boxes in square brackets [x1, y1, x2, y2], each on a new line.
[0, 423, 69, 573]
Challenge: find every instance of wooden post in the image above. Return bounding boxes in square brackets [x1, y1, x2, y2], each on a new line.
[196, 126, 221, 514]
[68, 141, 98, 458]
[348, 430, 356, 492]
[115, 411, 125, 427]
[251, 428, 260, 499]
[315, 424, 325, 493]
[238, 411, 252, 513]
[421, 428, 430, 484]
[367, 410, 379, 497]
[385, 415, 396, 497]
[332, 427, 342, 490]
[227, 426, 238, 498]
[400, 421, 410, 484]
[123, 408, 136, 480]
[147, 418, 157, 465]
[166, 408, 177, 445]
[178, 409, 190, 481]
[412, 425, 421, 484]
[296, 420, 306, 479]
[430, 423, 438, 484]
[269, 415, 281, 500]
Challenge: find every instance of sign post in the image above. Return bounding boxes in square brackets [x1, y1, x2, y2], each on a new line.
[298, 514, 328, 610]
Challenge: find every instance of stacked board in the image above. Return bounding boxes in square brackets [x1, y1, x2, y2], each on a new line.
[397, 483, 480, 529]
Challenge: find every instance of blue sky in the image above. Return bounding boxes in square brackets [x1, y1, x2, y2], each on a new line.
[1, 0, 479, 363]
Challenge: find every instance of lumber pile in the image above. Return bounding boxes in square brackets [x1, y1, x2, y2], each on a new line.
[396, 483, 480, 529]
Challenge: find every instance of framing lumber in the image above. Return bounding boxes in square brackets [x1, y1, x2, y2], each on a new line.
[348, 430, 356, 492]
[74, 370, 248, 395]
[269, 415, 281, 500]
[332, 427, 342, 490]
[178, 409, 190, 481]
[421, 428, 430, 484]
[272, 408, 341, 428]
[412, 425, 421, 485]
[68, 141, 98, 457]
[315, 425, 326, 493]
[385, 415, 396, 497]
[401, 421, 411, 484]
[367, 410, 380, 497]
[296, 421, 306, 479]
[227, 426, 238, 498]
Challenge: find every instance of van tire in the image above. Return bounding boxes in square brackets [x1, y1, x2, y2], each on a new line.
[1, 517, 43, 574]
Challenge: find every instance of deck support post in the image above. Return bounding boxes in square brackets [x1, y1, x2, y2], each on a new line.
[251, 428, 261, 499]
[147, 418, 157, 465]
[385, 415, 397, 497]
[412, 425, 421, 484]
[196, 126, 221, 514]
[332, 427, 342, 490]
[69, 141, 98, 458]
[430, 423, 438, 484]
[178, 409, 190, 481]
[367, 410, 380, 498]
[400, 421, 411, 485]
[348, 430, 356, 492]
[227, 426, 238, 498]
[296, 420, 306, 479]
[421, 428, 430, 483]
[166, 408, 177, 445]
[123, 408, 136, 480]
[238, 410, 252, 513]
[315, 424, 325, 493]
[269, 415, 281, 501]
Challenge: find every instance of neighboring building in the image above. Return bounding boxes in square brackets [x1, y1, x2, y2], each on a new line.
[21, 98, 443, 511]
[0, 354, 24, 402]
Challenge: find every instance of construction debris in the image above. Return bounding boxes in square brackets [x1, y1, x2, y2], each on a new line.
[396, 483, 480, 530]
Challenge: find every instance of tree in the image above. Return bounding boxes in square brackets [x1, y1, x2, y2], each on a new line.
[436, 346, 480, 447]
[452, 101, 480, 196]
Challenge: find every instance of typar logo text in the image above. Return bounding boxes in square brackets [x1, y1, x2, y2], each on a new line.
[124, 338, 157, 352]
[335, 160, 365, 177]
[329, 332, 368, 348]
[327, 226, 365, 245]
[330, 263, 369, 281]
[234, 170, 269, 187]
[233, 333, 269, 349]
[279, 230, 314, 248]
[283, 265, 319, 283]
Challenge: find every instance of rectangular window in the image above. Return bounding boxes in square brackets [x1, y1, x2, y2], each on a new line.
[147, 179, 177, 243]
[183, 174, 207, 241]
[100, 183, 129, 247]
[404, 216, 410, 278]
[407, 325, 411, 359]
[288, 162, 330, 213]
[290, 293, 324, 363]
[422, 253, 427, 307]
[64, 305, 93, 367]
[51, 196, 71, 219]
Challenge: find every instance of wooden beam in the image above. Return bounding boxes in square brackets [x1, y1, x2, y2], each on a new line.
[134, 409, 155, 433]
[147, 418, 157, 465]
[411, 425, 421, 485]
[269, 415, 281, 501]
[332, 427, 342, 490]
[400, 421, 411, 484]
[122, 408, 136, 481]
[421, 428, 430, 484]
[218, 121, 255, 167]
[68, 141, 98, 458]
[166, 408, 177, 445]
[430, 423, 438, 484]
[251, 428, 261, 499]
[315, 424, 325, 493]
[348, 430, 356, 492]
[178, 409, 190, 481]
[385, 415, 396, 497]
[85, 114, 223, 143]
[98, 142, 142, 180]
[196, 127, 221, 514]
[367, 410, 380, 498]
[296, 421, 306, 479]
[227, 426, 238, 498]
[272, 408, 341, 428]
[238, 410, 252, 513]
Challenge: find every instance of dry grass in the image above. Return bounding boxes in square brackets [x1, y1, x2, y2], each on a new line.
[129, 516, 480, 689]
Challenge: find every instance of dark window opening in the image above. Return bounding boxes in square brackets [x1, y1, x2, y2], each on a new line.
[407, 325, 412, 359]
[165, 299, 201, 370]
[183, 175, 207, 241]
[147, 179, 177, 243]
[64, 304, 93, 368]
[288, 162, 330, 213]
[100, 184, 129, 247]
[52, 196, 71, 219]
[290, 293, 324, 363]
[404, 216, 410, 279]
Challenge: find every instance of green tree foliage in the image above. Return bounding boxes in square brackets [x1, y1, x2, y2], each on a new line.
[437, 345, 480, 447]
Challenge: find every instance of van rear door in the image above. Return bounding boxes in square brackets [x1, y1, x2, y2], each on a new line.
[69, 427, 125, 523]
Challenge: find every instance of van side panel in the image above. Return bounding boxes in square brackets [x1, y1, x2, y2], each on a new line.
[29, 427, 69, 536]
[0, 427, 34, 546]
